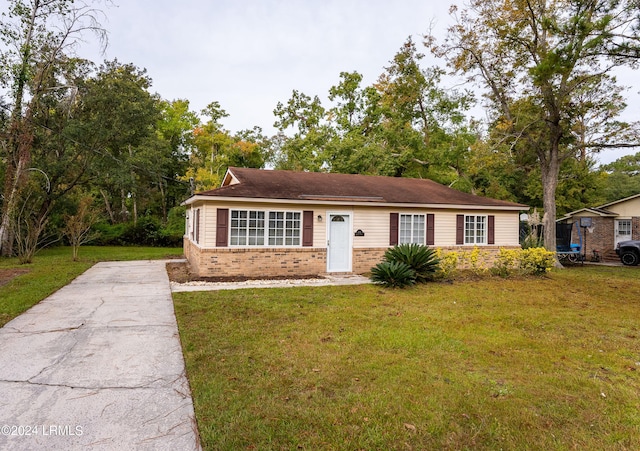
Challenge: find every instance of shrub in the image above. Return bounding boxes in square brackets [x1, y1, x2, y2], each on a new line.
[435, 249, 459, 279]
[519, 247, 556, 275]
[90, 216, 184, 247]
[383, 243, 441, 282]
[492, 248, 520, 277]
[370, 261, 417, 288]
[463, 246, 489, 275]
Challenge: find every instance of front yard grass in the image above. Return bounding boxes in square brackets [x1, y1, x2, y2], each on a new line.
[174, 266, 640, 450]
[0, 245, 182, 327]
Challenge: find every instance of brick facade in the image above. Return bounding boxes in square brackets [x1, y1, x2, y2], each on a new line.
[184, 238, 326, 278]
[569, 217, 616, 257]
[184, 238, 520, 278]
[563, 216, 640, 261]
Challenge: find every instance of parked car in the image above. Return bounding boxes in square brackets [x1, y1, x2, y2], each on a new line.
[616, 240, 640, 266]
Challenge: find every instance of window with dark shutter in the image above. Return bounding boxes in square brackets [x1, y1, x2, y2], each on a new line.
[302, 211, 313, 246]
[488, 215, 495, 245]
[216, 208, 228, 247]
[194, 209, 200, 244]
[427, 213, 435, 245]
[456, 214, 464, 245]
[390, 213, 399, 245]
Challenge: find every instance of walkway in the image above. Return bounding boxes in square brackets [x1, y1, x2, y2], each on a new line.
[0, 261, 200, 450]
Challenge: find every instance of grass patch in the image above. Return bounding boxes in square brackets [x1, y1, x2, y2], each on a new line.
[174, 266, 640, 450]
[0, 245, 182, 326]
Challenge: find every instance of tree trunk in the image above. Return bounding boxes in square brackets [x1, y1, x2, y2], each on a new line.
[120, 189, 128, 222]
[100, 189, 115, 223]
[539, 131, 562, 255]
[158, 177, 167, 223]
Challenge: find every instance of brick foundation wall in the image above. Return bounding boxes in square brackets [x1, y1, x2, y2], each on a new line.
[353, 248, 387, 273]
[184, 239, 522, 278]
[185, 239, 326, 278]
[634, 217, 640, 240]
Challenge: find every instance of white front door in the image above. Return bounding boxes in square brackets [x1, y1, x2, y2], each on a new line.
[615, 219, 632, 247]
[327, 213, 351, 272]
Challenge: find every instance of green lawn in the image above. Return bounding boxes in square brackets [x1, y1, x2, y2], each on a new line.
[174, 266, 640, 450]
[0, 246, 182, 326]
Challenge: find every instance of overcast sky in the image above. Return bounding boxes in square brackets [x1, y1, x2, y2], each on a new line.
[80, 0, 638, 165]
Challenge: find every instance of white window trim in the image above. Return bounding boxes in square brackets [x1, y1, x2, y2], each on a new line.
[229, 209, 303, 247]
[464, 214, 487, 245]
[399, 213, 426, 245]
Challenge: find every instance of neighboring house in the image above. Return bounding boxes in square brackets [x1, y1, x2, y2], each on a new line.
[558, 193, 640, 260]
[183, 167, 527, 278]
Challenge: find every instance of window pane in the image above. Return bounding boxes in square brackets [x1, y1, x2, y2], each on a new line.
[619, 220, 631, 235]
[476, 216, 486, 244]
[464, 215, 487, 244]
[465, 216, 475, 244]
[399, 214, 425, 244]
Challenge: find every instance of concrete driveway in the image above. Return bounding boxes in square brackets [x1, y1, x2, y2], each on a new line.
[0, 261, 200, 450]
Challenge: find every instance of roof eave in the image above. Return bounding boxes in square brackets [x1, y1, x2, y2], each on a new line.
[183, 195, 526, 211]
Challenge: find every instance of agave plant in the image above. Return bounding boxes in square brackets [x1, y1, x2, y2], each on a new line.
[383, 243, 440, 283]
[370, 261, 416, 288]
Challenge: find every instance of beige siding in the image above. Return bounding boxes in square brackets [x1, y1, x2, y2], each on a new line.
[184, 200, 522, 249]
[493, 211, 520, 246]
[202, 203, 217, 248]
[609, 197, 640, 218]
[435, 212, 457, 245]
[352, 207, 388, 248]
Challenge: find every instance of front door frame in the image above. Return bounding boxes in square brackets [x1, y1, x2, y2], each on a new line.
[326, 211, 353, 272]
[615, 219, 632, 247]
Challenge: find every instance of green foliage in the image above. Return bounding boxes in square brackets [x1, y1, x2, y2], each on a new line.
[435, 248, 460, 279]
[491, 248, 521, 277]
[461, 246, 489, 275]
[435, 247, 556, 278]
[383, 243, 441, 282]
[91, 216, 183, 247]
[519, 248, 557, 275]
[520, 231, 544, 249]
[370, 261, 416, 288]
[601, 152, 640, 203]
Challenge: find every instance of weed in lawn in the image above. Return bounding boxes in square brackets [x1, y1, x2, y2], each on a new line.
[174, 266, 640, 450]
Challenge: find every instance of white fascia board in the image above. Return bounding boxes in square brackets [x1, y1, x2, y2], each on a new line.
[186, 195, 526, 211]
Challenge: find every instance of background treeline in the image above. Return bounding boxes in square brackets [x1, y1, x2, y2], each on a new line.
[1, 1, 639, 261]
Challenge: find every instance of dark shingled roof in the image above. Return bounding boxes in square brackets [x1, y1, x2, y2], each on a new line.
[196, 167, 526, 209]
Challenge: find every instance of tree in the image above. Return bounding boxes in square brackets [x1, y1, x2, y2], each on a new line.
[63, 195, 100, 261]
[273, 90, 331, 171]
[432, 0, 640, 251]
[0, 0, 107, 255]
[375, 38, 476, 182]
[185, 103, 268, 191]
[80, 60, 160, 224]
[602, 152, 640, 202]
[271, 39, 477, 180]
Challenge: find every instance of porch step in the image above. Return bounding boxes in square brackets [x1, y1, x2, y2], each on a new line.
[599, 250, 620, 262]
